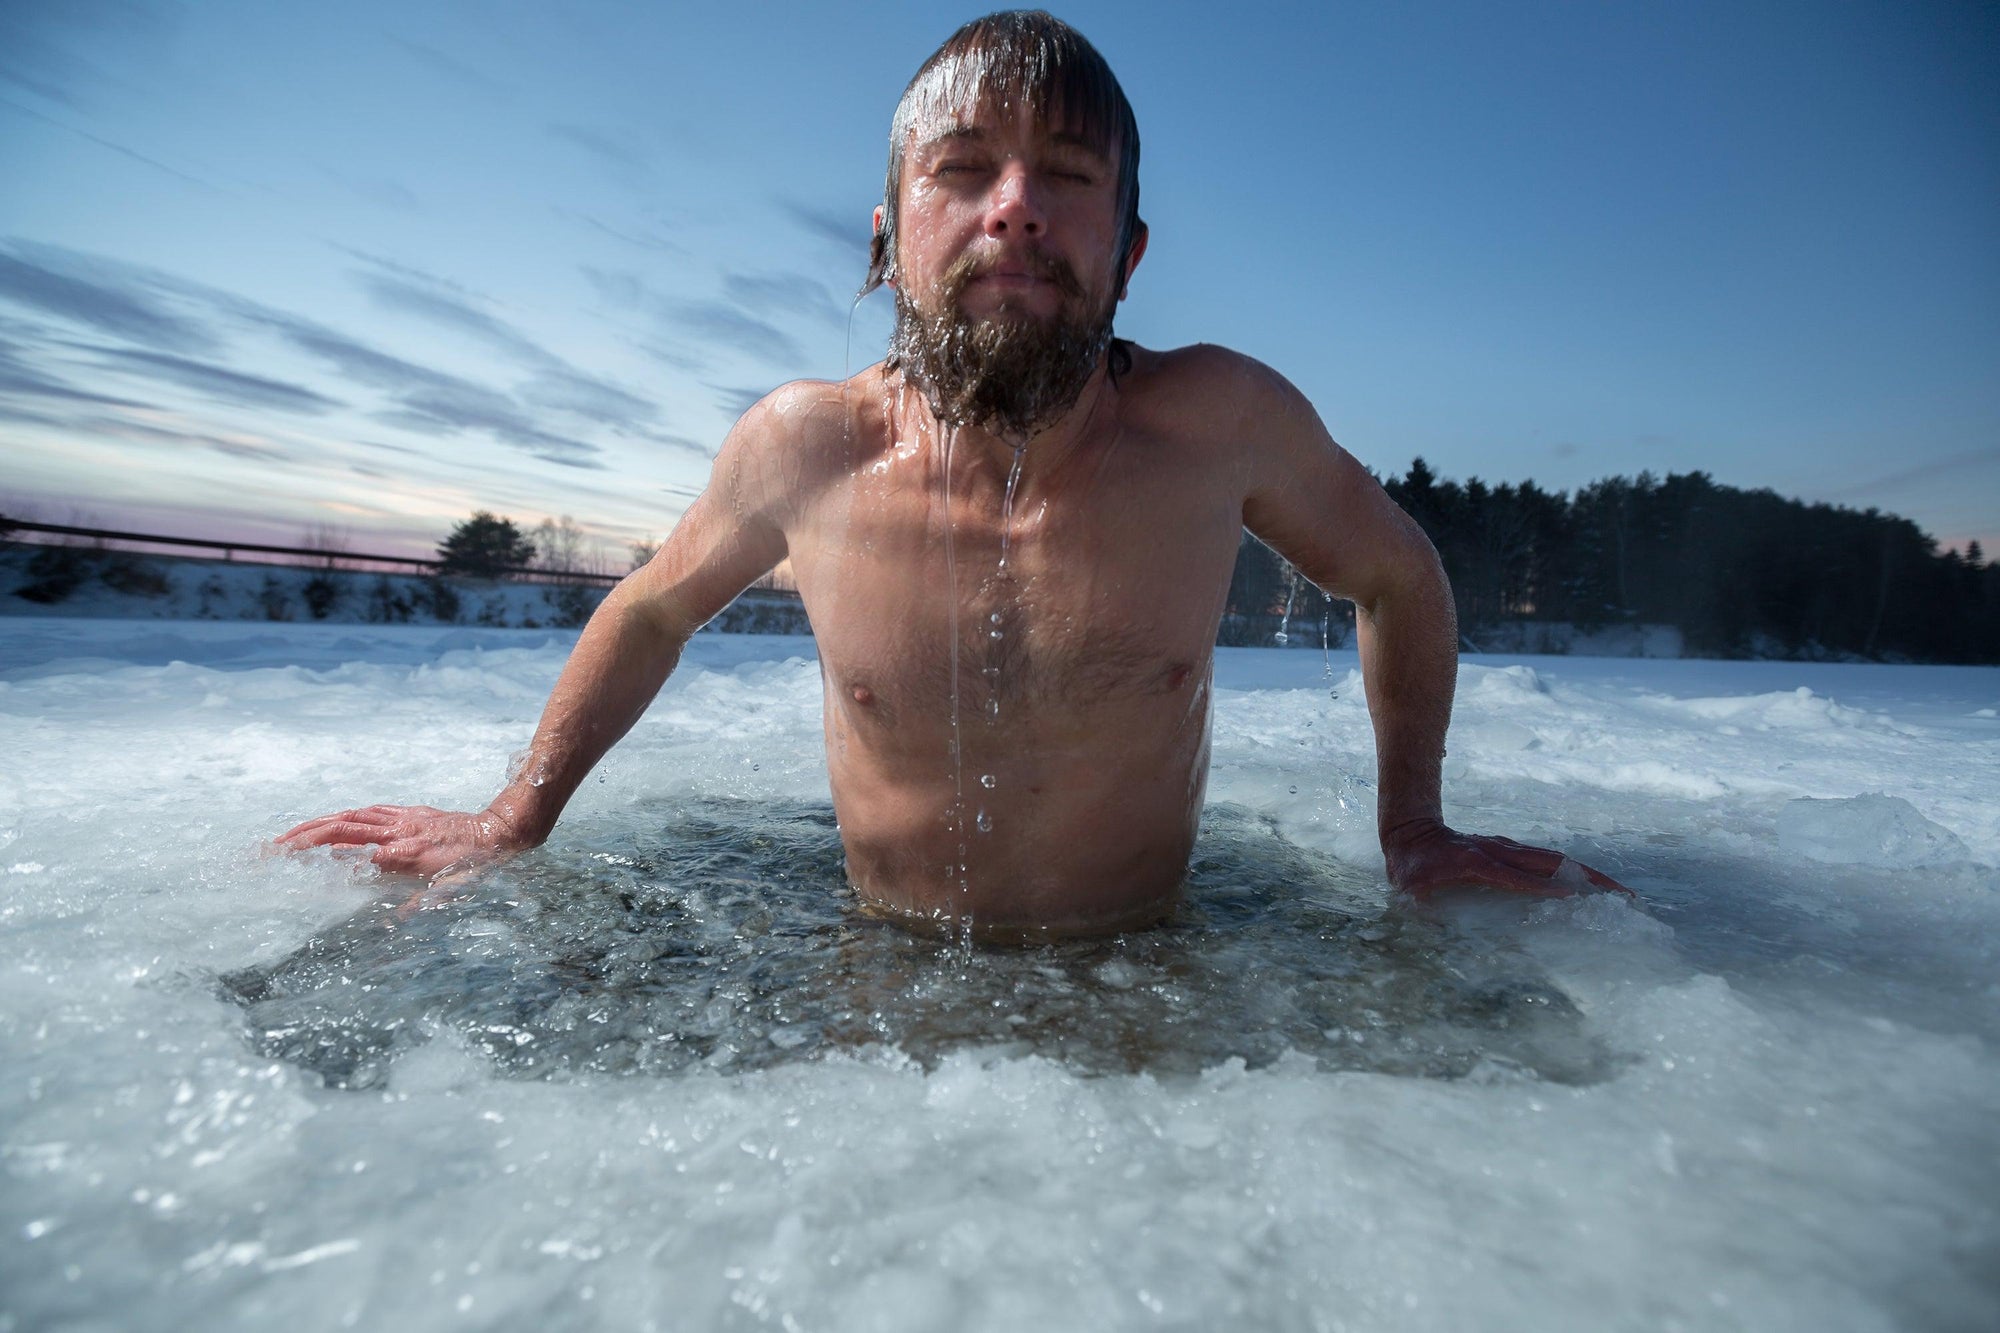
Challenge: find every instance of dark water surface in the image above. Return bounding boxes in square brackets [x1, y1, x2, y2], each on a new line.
[222, 802, 1614, 1088]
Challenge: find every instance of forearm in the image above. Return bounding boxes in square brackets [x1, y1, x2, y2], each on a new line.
[1354, 540, 1458, 842]
[485, 579, 692, 844]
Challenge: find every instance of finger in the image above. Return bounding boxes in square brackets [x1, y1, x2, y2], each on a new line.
[282, 819, 405, 850]
[1473, 860, 1576, 899]
[1484, 841, 1567, 875]
[1574, 861, 1636, 897]
[1404, 855, 1573, 900]
[276, 811, 356, 843]
[277, 808, 402, 843]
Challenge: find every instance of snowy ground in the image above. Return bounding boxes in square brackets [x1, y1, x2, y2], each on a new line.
[0, 546, 807, 635]
[1, 618, 1996, 1331]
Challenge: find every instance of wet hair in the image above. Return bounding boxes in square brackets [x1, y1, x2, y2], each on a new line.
[862, 10, 1143, 302]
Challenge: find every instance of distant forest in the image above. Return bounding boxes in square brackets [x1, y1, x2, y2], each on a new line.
[1229, 459, 2000, 664]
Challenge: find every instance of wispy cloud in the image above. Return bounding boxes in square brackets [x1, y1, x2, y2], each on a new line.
[0, 0, 163, 108]
[83, 414, 294, 463]
[7, 399, 297, 465]
[519, 369, 658, 428]
[548, 122, 651, 177]
[0, 402, 68, 428]
[581, 266, 651, 310]
[567, 211, 684, 255]
[357, 269, 566, 370]
[723, 272, 845, 326]
[347, 255, 664, 432]
[0, 240, 668, 471]
[706, 383, 773, 418]
[323, 170, 419, 212]
[583, 265, 801, 368]
[672, 302, 801, 367]
[783, 199, 867, 254]
[0, 344, 152, 409]
[0, 243, 215, 351]
[629, 427, 715, 462]
[70, 343, 342, 414]
[1823, 447, 2000, 502]
[1, 95, 216, 191]
[235, 307, 604, 467]
[390, 38, 512, 101]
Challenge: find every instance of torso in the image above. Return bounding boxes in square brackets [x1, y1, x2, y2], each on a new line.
[776, 346, 1255, 936]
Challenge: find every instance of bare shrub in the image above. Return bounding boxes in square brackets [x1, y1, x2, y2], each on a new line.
[302, 573, 340, 619]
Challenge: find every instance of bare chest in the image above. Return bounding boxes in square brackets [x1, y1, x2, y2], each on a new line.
[793, 446, 1243, 724]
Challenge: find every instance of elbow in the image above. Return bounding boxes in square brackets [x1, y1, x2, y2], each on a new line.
[599, 574, 699, 650]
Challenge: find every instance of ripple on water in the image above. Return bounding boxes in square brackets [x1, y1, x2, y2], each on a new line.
[219, 802, 1617, 1089]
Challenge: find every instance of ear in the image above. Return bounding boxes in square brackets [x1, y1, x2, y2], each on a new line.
[1117, 221, 1149, 301]
[871, 205, 895, 288]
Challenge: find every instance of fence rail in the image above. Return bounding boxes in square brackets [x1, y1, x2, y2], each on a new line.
[2, 520, 800, 597]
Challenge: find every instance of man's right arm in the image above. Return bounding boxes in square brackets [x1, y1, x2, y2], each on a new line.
[275, 390, 802, 878]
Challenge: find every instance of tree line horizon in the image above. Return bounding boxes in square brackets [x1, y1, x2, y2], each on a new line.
[1227, 458, 1996, 663]
[426, 459, 2000, 663]
[7, 459, 1997, 663]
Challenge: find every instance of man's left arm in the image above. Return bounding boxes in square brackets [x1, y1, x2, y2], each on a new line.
[1231, 354, 1627, 899]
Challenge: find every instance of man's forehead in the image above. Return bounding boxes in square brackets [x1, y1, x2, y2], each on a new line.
[911, 116, 1110, 157]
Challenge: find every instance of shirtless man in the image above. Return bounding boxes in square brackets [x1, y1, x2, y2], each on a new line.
[279, 11, 1623, 936]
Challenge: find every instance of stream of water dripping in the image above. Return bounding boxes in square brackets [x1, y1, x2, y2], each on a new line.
[939, 425, 972, 937]
[971, 444, 1028, 842]
[1274, 566, 1301, 646]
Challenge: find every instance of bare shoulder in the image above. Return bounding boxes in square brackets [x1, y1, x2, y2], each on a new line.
[710, 368, 887, 521]
[1118, 343, 1319, 433]
[724, 372, 880, 467]
[1115, 343, 1339, 496]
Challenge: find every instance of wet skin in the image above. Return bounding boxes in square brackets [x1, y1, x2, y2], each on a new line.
[279, 99, 1627, 934]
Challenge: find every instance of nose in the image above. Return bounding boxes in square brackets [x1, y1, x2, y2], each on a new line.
[982, 163, 1046, 239]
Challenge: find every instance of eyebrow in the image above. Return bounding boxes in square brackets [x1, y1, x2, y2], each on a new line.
[917, 125, 988, 153]
[915, 125, 1110, 159]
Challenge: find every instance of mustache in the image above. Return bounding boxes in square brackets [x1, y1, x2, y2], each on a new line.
[938, 246, 1087, 302]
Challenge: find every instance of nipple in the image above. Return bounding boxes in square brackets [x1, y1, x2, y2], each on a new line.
[851, 684, 875, 706]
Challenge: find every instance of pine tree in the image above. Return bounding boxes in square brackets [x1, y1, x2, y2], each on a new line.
[436, 512, 536, 579]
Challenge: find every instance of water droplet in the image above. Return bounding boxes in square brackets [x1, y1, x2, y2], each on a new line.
[751, 763, 760, 771]
[989, 612, 1002, 624]
[985, 698, 1000, 720]
[975, 809, 992, 833]
[1288, 785, 1298, 794]
[988, 629, 1003, 640]
[1273, 632, 1289, 646]
[979, 773, 996, 789]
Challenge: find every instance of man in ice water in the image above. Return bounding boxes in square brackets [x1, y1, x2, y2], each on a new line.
[280, 11, 1624, 935]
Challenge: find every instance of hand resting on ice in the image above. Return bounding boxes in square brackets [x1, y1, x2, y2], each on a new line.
[275, 804, 531, 880]
[1382, 818, 1631, 900]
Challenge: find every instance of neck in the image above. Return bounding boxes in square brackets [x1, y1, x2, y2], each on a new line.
[901, 357, 1114, 484]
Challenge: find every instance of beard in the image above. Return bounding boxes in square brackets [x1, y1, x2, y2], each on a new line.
[887, 247, 1115, 441]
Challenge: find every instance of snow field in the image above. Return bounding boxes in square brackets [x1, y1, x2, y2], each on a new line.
[1, 619, 1996, 1332]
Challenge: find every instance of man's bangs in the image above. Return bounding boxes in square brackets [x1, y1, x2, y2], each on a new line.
[902, 37, 1127, 163]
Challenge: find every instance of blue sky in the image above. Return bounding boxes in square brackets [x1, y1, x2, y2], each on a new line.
[3, 0, 1995, 562]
